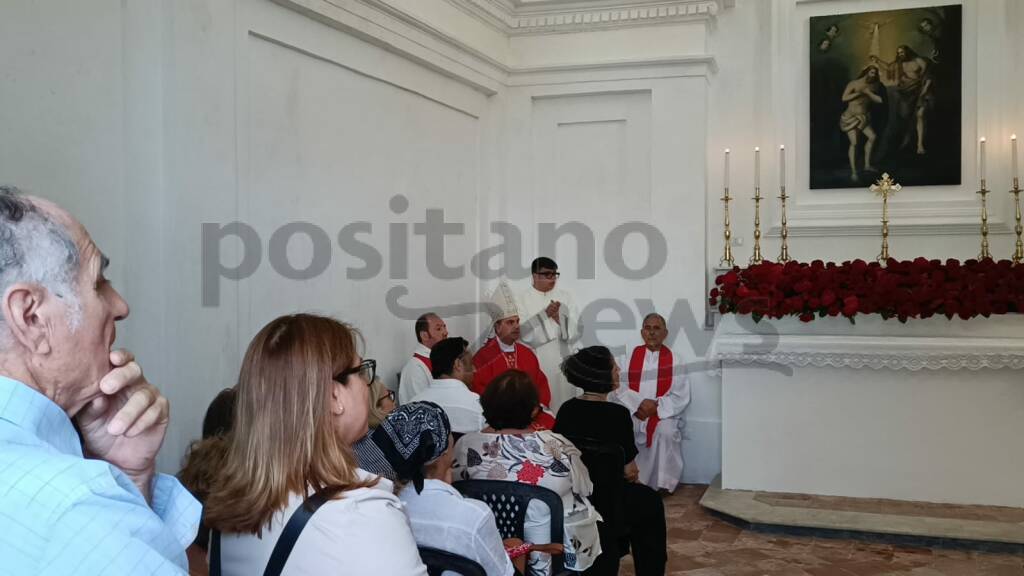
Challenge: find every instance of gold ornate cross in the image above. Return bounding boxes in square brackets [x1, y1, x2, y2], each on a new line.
[870, 173, 901, 264]
[870, 173, 902, 198]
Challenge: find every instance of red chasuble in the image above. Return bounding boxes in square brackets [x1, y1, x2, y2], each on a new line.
[472, 338, 555, 430]
[628, 345, 673, 447]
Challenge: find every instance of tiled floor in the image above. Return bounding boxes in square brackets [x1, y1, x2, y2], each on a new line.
[618, 485, 1024, 576]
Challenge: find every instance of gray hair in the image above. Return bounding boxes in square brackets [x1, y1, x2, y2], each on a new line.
[0, 186, 82, 345]
[642, 312, 666, 327]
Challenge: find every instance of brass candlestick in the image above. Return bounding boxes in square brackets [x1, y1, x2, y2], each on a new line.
[750, 187, 764, 265]
[870, 173, 901, 264]
[1011, 177, 1022, 264]
[978, 180, 991, 260]
[777, 185, 791, 263]
[720, 187, 735, 267]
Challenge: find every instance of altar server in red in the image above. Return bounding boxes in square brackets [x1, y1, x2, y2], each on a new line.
[472, 281, 555, 430]
[613, 313, 691, 491]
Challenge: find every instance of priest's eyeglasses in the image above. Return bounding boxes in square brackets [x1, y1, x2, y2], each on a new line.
[535, 271, 560, 279]
[335, 359, 376, 385]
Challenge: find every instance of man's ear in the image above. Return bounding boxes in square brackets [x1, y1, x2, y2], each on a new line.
[329, 380, 346, 416]
[2, 284, 52, 355]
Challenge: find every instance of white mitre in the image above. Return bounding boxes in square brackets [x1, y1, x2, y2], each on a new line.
[488, 280, 520, 322]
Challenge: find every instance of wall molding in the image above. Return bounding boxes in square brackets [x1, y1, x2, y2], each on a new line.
[508, 54, 716, 85]
[273, 0, 718, 91]
[448, 0, 722, 35]
[271, 0, 508, 94]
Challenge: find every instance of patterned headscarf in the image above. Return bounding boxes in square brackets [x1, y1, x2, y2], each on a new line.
[354, 401, 451, 493]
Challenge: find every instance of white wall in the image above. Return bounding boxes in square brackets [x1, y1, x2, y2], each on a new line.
[722, 361, 1024, 507]
[4, 0, 1020, 486]
[1, 0, 493, 472]
[708, 0, 1024, 265]
[498, 69, 718, 483]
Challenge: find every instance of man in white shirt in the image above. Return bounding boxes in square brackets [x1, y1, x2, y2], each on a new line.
[399, 313, 448, 404]
[516, 257, 579, 412]
[410, 337, 486, 435]
[612, 313, 691, 492]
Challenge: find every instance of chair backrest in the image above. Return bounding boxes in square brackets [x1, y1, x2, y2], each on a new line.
[418, 546, 486, 576]
[562, 436, 626, 538]
[452, 479, 565, 574]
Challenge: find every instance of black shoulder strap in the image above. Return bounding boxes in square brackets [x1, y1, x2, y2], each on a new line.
[262, 492, 330, 576]
[210, 528, 222, 576]
[209, 492, 330, 576]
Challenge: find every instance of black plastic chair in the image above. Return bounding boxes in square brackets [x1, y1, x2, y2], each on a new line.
[418, 546, 486, 576]
[452, 479, 568, 576]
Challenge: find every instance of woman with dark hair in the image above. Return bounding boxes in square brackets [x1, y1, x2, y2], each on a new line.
[178, 388, 237, 563]
[453, 370, 601, 575]
[554, 347, 667, 576]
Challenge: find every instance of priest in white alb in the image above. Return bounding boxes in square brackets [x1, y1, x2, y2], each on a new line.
[398, 312, 448, 405]
[517, 257, 579, 411]
[612, 312, 691, 492]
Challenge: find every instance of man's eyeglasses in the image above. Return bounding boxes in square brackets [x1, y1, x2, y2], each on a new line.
[335, 359, 377, 385]
[534, 271, 560, 279]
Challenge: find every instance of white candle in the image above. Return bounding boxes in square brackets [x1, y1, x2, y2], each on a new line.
[1013, 134, 1019, 183]
[724, 148, 731, 189]
[979, 137, 986, 183]
[779, 145, 786, 188]
[754, 147, 761, 188]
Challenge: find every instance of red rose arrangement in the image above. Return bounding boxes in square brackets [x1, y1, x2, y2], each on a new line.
[710, 258, 1024, 323]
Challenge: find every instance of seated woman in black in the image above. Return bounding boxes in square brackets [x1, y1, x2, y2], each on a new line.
[554, 346, 667, 576]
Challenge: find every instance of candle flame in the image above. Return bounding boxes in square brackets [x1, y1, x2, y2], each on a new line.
[754, 147, 760, 152]
[725, 148, 730, 153]
[779, 145, 785, 150]
[980, 137, 986, 143]
[1013, 134, 1018, 141]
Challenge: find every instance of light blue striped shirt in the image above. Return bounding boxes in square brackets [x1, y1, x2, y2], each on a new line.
[0, 375, 200, 575]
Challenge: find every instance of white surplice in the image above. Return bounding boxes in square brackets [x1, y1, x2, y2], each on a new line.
[517, 286, 579, 412]
[399, 343, 433, 405]
[611, 347, 691, 491]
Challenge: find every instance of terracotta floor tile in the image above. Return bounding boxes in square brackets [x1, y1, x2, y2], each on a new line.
[641, 485, 1024, 576]
[833, 559, 900, 575]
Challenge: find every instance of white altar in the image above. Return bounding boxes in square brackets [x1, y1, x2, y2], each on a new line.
[709, 314, 1024, 508]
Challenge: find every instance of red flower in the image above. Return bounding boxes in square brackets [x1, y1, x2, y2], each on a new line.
[842, 295, 859, 317]
[516, 461, 545, 485]
[710, 259, 1024, 323]
[821, 290, 837, 308]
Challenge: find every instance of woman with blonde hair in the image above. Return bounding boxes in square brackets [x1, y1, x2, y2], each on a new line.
[203, 314, 426, 575]
[368, 377, 397, 429]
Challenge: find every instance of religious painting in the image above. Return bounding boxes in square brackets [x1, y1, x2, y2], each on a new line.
[809, 5, 962, 189]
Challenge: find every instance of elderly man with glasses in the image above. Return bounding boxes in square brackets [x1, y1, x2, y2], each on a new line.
[516, 257, 579, 412]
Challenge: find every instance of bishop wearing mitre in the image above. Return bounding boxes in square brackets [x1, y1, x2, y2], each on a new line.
[472, 280, 556, 430]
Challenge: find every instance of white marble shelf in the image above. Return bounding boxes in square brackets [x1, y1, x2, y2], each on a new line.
[709, 314, 1024, 371]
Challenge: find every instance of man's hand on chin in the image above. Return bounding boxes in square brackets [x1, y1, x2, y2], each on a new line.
[75, 349, 169, 504]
